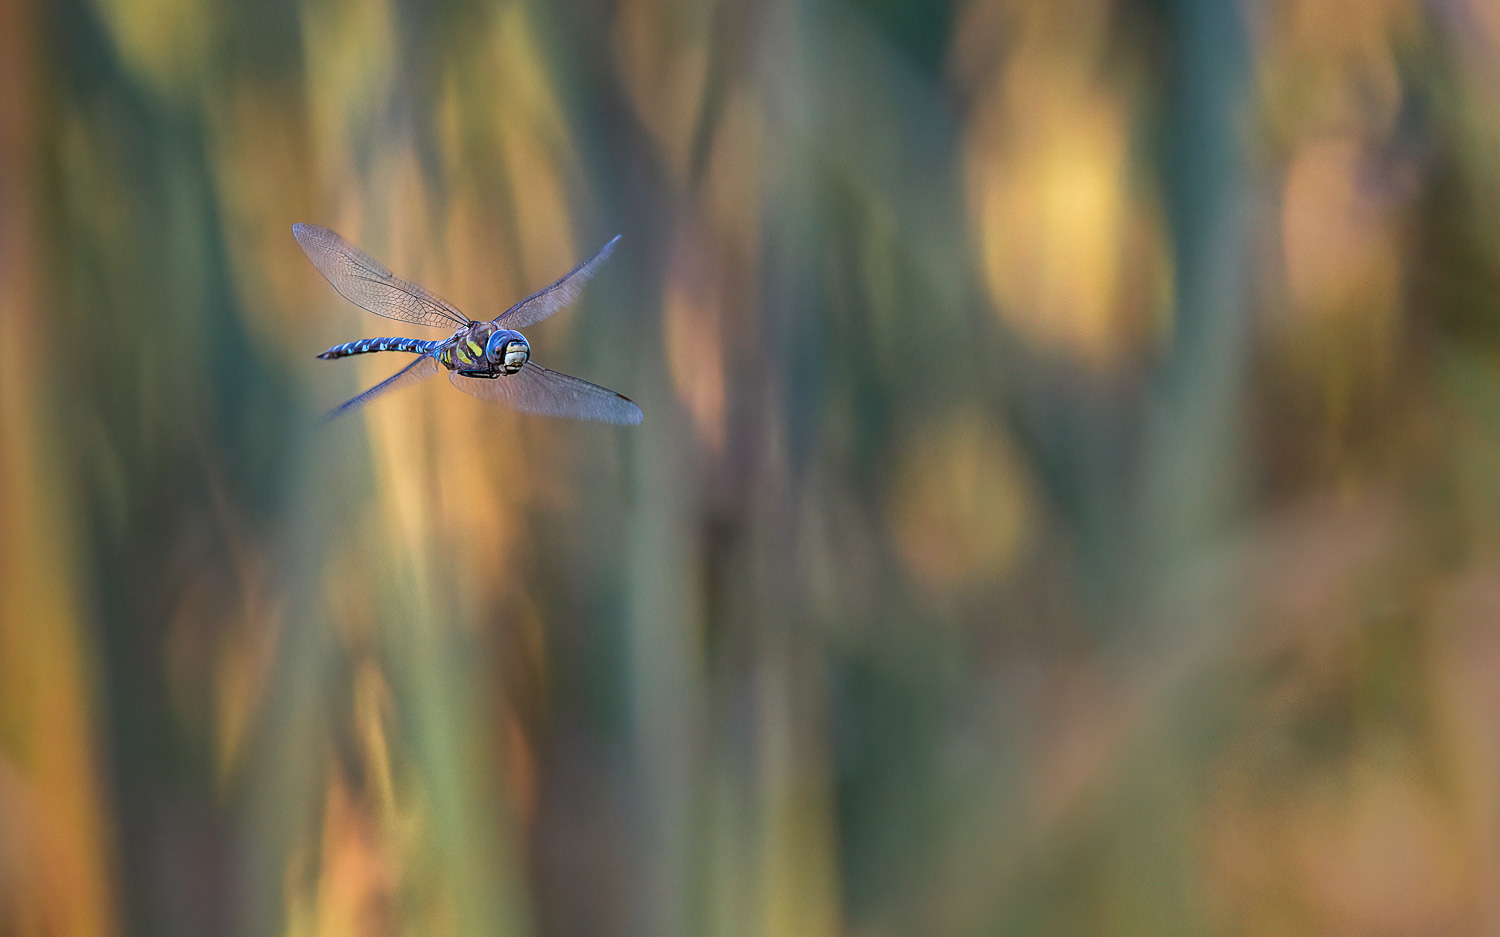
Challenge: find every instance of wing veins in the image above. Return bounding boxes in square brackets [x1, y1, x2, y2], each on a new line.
[321, 354, 441, 422]
[448, 360, 642, 424]
[496, 235, 621, 329]
[346, 270, 469, 327]
[294, 223, 470, 329]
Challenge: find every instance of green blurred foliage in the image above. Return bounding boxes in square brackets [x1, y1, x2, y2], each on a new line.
[5, 0, 1500, 936]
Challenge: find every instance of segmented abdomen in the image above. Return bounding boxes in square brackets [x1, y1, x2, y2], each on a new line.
[317, 336, 438, 360]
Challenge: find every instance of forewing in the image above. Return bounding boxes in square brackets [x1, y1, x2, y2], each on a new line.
[449, 361, 642, 424]
[322, 354, 441, 422]
[294, 223, 469, 329]
[496, 235, 621, 329]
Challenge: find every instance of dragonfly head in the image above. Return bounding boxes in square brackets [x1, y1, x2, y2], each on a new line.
[486, 330, 530, 375]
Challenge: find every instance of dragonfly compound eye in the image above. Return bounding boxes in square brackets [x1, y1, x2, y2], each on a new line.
[501, 339, 529, 374]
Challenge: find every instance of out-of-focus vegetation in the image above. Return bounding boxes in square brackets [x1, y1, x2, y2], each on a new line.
[5, 0, 1500, 934]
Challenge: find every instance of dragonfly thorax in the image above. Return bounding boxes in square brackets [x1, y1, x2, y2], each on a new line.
[486, 329, 530, 375]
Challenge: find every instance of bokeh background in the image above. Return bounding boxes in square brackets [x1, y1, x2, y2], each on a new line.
[5, 0, 1500, 934]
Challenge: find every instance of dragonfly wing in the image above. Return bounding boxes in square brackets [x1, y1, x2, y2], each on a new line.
[322, 354, 441, 422]
[449, 361, 642, 424]
[496, 235, 621, 329]
[294, 223, 469, 329]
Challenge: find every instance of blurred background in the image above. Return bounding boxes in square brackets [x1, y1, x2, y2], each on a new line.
[5, 0, 1500, 934]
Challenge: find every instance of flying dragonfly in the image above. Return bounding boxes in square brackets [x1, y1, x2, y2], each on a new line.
[295, 223, 642, 424]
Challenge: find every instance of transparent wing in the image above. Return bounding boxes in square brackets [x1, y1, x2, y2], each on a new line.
[496, 235, 621, 329]
[294, 223, 469, 329]
[322, 354, 441, 422]
[449, 361, 642, 424]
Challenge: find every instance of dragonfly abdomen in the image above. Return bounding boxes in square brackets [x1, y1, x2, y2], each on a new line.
[317, 336, 438, 360]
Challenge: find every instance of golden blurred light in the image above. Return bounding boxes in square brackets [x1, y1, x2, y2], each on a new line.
[209, 85, 318, 355]
[885, 415, 1033, 590]
[356, 154, 450, 580]
[501, 706, 539, 831]
[1272, 133, 1412, 421]
[663, 237, 727, 454]
[282, 665, 423, 937]
[299, 0, 396, 177]
[92, 0, 215, 99]
[286, 774, 396, 937]
[430, 202, 534, 582]
[353, 663, 399, 825]
[959, 1, 1165, 366]
[1257, 0, 1413, 142]
[1294, 770, 1468, 934]
[614, 0, 712, 183]
[1256, 2, 1413, 327]
[1256, 0, 1418, 430]
[1281, 135, 1403, 319]
[489, 3, 580, 287]
[1, 2, 118, 931]
[1211, 766, 1470, 936]
[750, 665, 842, 937]
[213, 600, 280, 786]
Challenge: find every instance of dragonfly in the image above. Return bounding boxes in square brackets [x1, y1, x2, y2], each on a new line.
[295, 223, 642, 424]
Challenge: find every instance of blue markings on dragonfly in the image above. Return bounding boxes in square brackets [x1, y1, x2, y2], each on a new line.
[294, 223, 642, 425]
